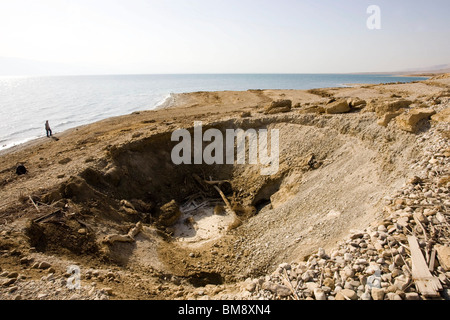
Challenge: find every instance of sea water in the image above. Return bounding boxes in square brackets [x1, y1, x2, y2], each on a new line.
[0, 74, 426, 151]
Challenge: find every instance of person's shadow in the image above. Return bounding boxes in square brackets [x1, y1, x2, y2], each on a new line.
[51, 136, 60, 141]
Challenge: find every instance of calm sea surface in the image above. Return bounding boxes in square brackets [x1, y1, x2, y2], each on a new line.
[0, 74, 426, 151]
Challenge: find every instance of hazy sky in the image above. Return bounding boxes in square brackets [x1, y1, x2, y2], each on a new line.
[0, 0, 449, 75]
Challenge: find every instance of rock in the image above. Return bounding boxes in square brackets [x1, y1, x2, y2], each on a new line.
[279, 262, 291, 270]
[298, 105, 325, 114]
[377, 99, 413, 117]
[394, 275, 410, 291]
[69, 293, 81, 300]
[264, 100, 292, 115]
[158, 200, 182, 227]
[58, 157, 72, 165]
[371, 287, 386, 300]
[120, 199, 138, 215]
[37, 293, 48, 299]
[1, 278, 16, 287]
[413, 211, 428, 224]
[275, 284, 292, 297]
[431, 107, 450, 123]
[317, 248, 326, 259]
[19, 257, 33, 265]
[262, 281, 278, 293]
[245, 280, 257, 292]
[361, 290, 371, 300]
[305, 282, 319, 292]
[324, 99, 351, 114]
[377, 111, 403, 127]
[335, 289, 358, 300]
[405, 292, 420, 300]
[38, 261, 51, 269]
[435, 212, 446, 223]
[102, 287, 114, 295]
[8, 286, 18, 293]
[396, 217, 409, 228]
[386, 292, 402, 300]
[438, 176, 450, 187]
[322, 278, 335, 289]
[313, 288, 327, 300]
[435, 245, 450, 271]
[301, 271, 313, 282]
[343, 267, 354, 278]
[348, 98, 366, 109]
[395, 108, 436, 132]
[394, 255, 404, 267]
[344, 282, 354, 290]
[42, 190, 63, 204]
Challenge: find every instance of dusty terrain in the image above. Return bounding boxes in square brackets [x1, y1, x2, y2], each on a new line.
[0, 75, 449, 300]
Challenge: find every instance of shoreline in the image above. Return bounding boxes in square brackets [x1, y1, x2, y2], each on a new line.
[0, 74, 449, 300]
[0, 74, 439, 157]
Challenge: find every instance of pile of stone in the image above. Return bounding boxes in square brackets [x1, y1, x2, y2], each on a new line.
[244, 122, 450, 300]
[0, 265, 111, 300]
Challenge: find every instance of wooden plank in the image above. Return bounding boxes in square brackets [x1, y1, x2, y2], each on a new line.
[428, 249, 436, 272]
[408, 236, 442, 298]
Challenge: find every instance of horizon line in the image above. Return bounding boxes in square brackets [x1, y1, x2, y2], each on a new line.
[0, 72, 431, 78]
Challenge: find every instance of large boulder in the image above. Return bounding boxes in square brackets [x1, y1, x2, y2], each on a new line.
[324, 99, 350, 114]
[264, 100, 292, 115]
[367, 99, 413, 117]
[395, 108, 436, 132]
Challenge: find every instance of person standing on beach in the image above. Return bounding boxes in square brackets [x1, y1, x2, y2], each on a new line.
[45, 120, 52, 137]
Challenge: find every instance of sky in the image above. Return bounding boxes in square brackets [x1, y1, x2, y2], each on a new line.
[0, 0, 449, 75]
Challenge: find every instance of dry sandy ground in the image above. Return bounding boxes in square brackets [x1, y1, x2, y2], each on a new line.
[0, 75, 449, 300]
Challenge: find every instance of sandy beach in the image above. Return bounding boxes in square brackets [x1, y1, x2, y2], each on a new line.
[0, 75, 449, 300]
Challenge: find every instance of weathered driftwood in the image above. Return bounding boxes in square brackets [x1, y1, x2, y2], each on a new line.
[192, 174, 235, 213]
[29, 196, 40, 212]
[192, 173, 242, 228]
[33, 209, 62, 223]
[408, 236, 442, 298]
[103, 222, 143, 245]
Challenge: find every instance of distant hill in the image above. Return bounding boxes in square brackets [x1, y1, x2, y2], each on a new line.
[351, 63, 450, 76]
[399, 64, 450, 75]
